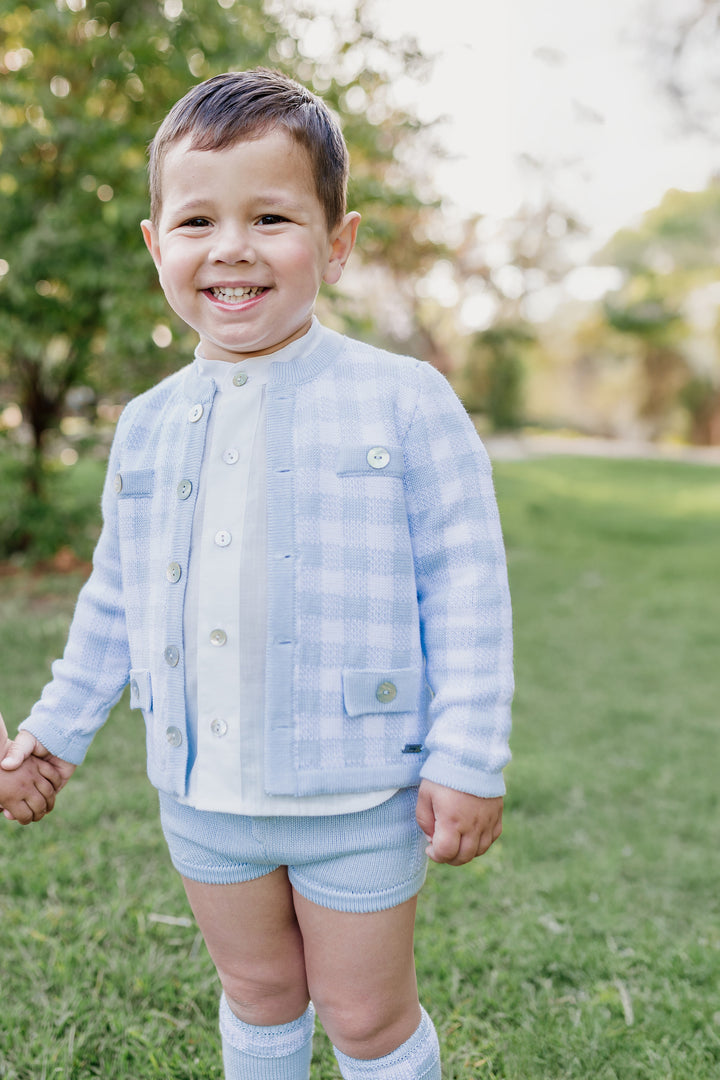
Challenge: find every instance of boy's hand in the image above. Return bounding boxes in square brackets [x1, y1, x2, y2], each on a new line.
[1, 730, 75, 782]
[416, 779, 503, 865]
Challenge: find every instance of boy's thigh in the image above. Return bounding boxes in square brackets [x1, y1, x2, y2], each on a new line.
[182, 868, 310, 1024]
[293, 891, 421, 1056]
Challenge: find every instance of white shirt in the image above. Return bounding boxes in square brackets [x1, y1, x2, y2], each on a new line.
[179, 321, 396, 814]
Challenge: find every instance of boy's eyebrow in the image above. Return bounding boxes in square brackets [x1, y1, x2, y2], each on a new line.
[167, 192, 311, 218]
[169, 198, 214, 217]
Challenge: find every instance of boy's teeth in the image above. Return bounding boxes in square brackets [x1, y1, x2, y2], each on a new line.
[211, 285, 264, 302]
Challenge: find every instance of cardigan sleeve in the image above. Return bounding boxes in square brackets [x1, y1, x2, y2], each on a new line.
[18, 417, 133, 765]
[402, 361, 513, 797]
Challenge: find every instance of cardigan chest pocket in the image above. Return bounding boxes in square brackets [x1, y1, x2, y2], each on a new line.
[336, 445, 404, 479]
[114, 469, 154, 498]
[343, 668, 421, 716]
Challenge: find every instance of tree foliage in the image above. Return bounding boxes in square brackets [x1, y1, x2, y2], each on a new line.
[0, 0, 442, 530]
[597, 183, 720, 442]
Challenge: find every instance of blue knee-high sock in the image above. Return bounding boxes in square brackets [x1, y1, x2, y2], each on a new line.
[333, 1006, 441, 1080]
[219, 993, 315, 1080]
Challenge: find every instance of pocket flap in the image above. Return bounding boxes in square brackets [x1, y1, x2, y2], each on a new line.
[115, 469, 154, 498]
[129, 669, 152, 711]
[342, 668, 421, 716]
[336, 445, 404, 478]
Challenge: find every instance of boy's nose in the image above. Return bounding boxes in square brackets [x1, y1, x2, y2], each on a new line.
[209, 225, 256, 265]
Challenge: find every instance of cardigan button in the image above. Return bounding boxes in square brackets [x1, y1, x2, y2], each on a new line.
[188, 403, 204, 423]
[177, 479, 193, 500]
[164, 646, 180, 667]
[166, 561, 182, 583]
[165, 726, 183, 747]
[114, 473, 123, 493]
[367, 446, 390, 469]
[376, 681, 397, 704]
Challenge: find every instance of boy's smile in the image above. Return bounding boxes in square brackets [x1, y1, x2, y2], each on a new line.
[141, 129, 359, 363]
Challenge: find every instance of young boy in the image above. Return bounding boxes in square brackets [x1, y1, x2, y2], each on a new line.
[1, 69, 513, 1079]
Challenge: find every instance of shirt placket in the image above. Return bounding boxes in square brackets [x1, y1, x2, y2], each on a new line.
[194, 372, 264, 799]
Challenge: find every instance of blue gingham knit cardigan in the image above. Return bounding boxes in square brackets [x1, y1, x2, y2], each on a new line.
[21, 325, 514, 800]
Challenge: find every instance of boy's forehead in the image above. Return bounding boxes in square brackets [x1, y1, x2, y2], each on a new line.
[162, 128, 308, 176]
[158, 130, 318, 201]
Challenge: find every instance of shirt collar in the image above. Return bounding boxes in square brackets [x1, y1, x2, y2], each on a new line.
[192, 318, 324, 391]
[182, 318, 345, 401]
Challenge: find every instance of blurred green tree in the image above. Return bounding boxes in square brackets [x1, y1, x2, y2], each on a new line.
[0, 0, 442, 551]
[598, 183, 720, 442]
[463, 324, 534, 431]
[455, 190, 582, 428]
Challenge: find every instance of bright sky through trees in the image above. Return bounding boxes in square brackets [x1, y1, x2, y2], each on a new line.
[308, 0, 717, 249]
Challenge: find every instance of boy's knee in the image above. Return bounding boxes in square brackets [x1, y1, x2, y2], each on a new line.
[221, 971, 310, 1028]
[315, 996, 422, 1060]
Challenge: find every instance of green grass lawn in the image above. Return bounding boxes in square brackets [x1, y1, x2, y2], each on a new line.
[1, 455, 718, 1079]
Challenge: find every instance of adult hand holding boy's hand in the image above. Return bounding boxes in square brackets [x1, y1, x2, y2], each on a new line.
[416, 779, 503, 865]
[0, 718, 76, 821]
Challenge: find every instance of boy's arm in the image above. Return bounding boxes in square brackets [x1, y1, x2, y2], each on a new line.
[403, 361, 514, 800]
[16, 419, 132, 764]
[416, 779, 502, 865]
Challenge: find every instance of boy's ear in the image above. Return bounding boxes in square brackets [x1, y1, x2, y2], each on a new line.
[140, 219, 161, 270]
[323, 212, 360, 286]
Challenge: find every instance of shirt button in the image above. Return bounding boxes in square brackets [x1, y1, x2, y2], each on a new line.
[222, 448, 239, 465]
[209, 629, 227, 647]
[211, 718, 228, 737]
[177, 479, 193, 500]
[166, 726, 183, 747]
[367, 446, 390, 469]
[376, 681, 397, 704]
[188, 403, 204, 423]
[114, 473, 123, 493]
[166, 561, 182, 583]
[214, 530, 232, 547]
[232, 371, 248, 387]
[164, 646, 180, 667]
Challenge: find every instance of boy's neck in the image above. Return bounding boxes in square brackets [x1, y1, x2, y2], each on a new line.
[195, 317, 321, 369]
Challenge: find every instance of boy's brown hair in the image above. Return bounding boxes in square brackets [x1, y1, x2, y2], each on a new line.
[148, 68, 349, 230]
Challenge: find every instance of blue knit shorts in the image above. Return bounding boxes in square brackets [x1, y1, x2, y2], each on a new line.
[158, 787, 428, 914]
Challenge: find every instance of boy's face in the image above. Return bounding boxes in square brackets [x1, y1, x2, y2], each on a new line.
[141, 129, 359, 362]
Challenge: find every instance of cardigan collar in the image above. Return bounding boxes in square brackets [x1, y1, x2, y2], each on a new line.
[181, 319, 346, 402]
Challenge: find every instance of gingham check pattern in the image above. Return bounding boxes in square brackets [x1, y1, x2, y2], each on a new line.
[22, 325, 513, 800]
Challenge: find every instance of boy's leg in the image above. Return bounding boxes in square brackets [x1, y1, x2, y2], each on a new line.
[292, 892, 440, 1078]
[182, 868, 314, 1079]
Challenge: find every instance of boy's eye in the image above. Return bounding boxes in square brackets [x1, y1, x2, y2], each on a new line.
[257, 214, 288, 225]
[183, 217, 211, 228]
